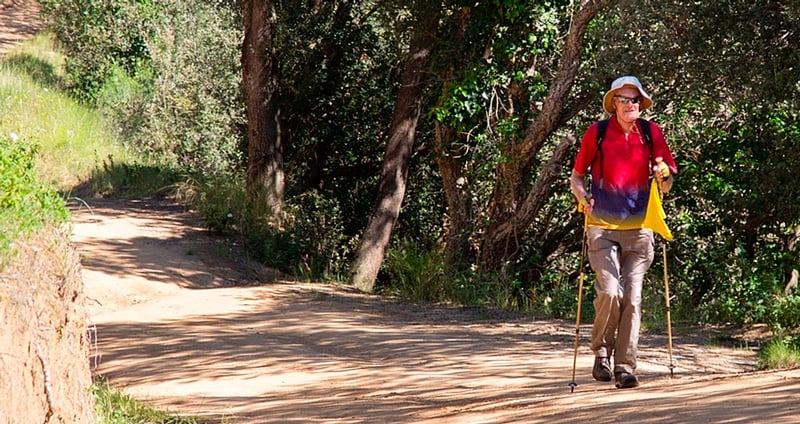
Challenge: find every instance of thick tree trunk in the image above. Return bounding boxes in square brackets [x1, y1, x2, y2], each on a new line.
[350, 12, 439, 293]
[479, 0, 615, 270]
[242, 0, 285, 215]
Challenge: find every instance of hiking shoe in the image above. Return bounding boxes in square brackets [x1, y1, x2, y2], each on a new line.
[592, 357, 612, 382]
[614, 371, 639, 389]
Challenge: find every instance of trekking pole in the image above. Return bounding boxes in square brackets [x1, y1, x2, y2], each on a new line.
[655, 171, 676, 378]
[662, 242, 675, 377]
[569, 215, 588, 393]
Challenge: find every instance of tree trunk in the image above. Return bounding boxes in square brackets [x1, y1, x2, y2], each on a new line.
[479, 0, 615, 270]
[242, 0, 284, 215]
[433, 9, 475, 273]
[435, 120, 475, 272]
[350, 11, 439, 293]
[480, 135, 576, 266]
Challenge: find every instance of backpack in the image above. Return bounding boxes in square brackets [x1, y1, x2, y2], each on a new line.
[593, 117, 653, 190]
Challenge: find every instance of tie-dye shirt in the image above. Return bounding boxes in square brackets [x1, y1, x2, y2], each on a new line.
[573, 117, 677, 230]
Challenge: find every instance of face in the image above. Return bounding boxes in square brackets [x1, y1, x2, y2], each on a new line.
[613, 86, 641, 124]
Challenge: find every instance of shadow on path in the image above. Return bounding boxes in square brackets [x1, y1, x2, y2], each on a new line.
[0, 1, 43, 57]
[70, 197, 800, 424]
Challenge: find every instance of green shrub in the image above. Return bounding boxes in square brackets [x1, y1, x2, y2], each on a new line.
[79, 154, 182, 198]
[115, 1, 245, 177]
[0, 134, 68, 260]
[770, 294, 800, 331]
[176, 177, 353, 281]
[251, 191, 352, 280]
[41, 0, 246, 178]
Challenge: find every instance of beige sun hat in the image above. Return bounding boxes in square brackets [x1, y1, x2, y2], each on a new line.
[602, 76, 653, 114]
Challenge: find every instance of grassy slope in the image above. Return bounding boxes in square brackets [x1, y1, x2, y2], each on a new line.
[1, 33, 208, 424]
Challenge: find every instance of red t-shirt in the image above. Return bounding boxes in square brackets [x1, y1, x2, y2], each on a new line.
[573, 116, 677, 229]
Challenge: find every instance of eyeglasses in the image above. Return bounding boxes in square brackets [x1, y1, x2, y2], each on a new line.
[614, 95, 642, 105]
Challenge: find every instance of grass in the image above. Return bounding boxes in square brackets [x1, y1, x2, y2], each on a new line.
[0, 32, 179, 198]
[758, 335, 800, 370]
[92, 379, 208, 424]
[1, 33, 203, 423]
[0, 33, 131, 190]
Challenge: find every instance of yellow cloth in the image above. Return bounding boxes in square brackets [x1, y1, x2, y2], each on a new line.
[643, 178, 673, 241]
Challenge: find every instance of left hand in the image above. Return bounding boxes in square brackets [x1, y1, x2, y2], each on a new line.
[654, 157, 673, 193]
[654, 157, 670, 180]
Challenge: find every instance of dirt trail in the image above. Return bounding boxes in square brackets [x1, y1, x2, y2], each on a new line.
[70, 197, 800, 423]
[0, 1, 43, 56]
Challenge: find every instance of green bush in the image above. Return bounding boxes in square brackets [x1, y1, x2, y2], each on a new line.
[0, 134, 68, 260]
[770, 294, 800, 331]
[177, 177, 353, 281]
[256, 191, 353, 280]
[41, 0, 246, 178]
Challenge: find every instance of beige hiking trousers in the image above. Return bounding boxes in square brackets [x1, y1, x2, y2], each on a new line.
[587, 227, 654, 374]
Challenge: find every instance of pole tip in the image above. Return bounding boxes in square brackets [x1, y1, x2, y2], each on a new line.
[568, 382, 577, 393]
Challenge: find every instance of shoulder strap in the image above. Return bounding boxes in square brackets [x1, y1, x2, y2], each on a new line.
[596, 118, 610, 150]
[594, 119, 610, 190]
[637, 117, 653, 149]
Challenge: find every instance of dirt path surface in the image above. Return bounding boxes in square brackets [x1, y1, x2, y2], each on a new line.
[69, 197, 800, 423]
[0, 1, 43, 56]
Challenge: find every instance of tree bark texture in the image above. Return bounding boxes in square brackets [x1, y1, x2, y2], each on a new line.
[242, 0, 285, 215]
[479, 0, 616, 269]
[350, 12, 439, 293]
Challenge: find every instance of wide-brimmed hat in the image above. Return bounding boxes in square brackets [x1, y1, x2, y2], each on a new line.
[602, 76, 653, 114]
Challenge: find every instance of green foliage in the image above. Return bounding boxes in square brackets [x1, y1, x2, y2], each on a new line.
[178, 176, 354, 280]
[39, 0, 159, 103]
[279, 1, 401, 239]
[92, 378, 205, 424]
[40, 0, 246, 178]
[267, 191, 354, 280]
[757, 335, 800, 370]
[771, 294, 800, 331]
[114, 0, 245, 177]
[664, 106, 800, 327]
[0, 134, 68, 260]
[79, 155, 182, 198]
[432, 0, 570, 133]
[37, 0, 800, 330]
[382, 241, 446, 301]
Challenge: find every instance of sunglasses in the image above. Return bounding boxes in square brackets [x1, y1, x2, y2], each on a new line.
[613, 95, 642, 105]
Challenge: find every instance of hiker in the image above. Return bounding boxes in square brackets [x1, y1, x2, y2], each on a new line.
[569, 75, 677, 389]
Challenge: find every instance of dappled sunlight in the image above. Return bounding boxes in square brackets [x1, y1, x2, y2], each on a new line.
[93, 286, 586, 421]
[0, 2, 42, 57]
[71, 198, 251, 297]
[73, 197, 799, 423]
[89, 283, 794, 423]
